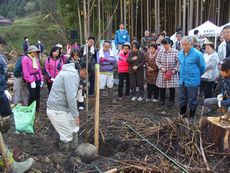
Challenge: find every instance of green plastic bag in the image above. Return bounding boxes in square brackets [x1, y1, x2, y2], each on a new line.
[12, 101, 36, 134]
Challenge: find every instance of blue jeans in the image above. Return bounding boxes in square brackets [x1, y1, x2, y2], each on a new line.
[0, 92, 12, 116]
[179, 85, 199, 111]
[204, 98, 230, 113]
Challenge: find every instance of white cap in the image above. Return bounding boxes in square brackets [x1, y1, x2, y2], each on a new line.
[56, 44, 63, 49]
[38, 40, 41, 44]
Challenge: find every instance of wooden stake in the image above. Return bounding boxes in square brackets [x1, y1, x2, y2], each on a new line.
[94, 64, 100, 152]
[0, 131, 9, 170]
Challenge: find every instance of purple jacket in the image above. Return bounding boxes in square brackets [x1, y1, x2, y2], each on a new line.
[97, 50, 116, 72]
[22, 55, 44, 84]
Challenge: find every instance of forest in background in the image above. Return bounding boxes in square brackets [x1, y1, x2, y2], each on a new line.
[0, 0, 230, 48]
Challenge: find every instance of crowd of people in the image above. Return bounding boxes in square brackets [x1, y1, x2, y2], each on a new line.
[0, 22, 230, 172]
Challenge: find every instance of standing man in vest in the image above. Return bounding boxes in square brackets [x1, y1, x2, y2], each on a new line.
[115, 22, 130, 51]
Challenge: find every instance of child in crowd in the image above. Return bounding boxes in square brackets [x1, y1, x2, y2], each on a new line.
[117, 42, 131, 100]
[204, 58, 230, 121]
[145, 43, 159, 102]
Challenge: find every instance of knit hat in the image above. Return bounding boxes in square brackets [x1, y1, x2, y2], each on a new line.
[27, 45, 40, 53]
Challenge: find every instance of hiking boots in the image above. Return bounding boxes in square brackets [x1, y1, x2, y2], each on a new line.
[0, 147, 34, 173]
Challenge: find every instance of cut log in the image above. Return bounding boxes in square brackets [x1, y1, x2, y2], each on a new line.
[202, 116, 230, 151]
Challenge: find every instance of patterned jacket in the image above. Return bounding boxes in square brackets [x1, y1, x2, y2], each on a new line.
[156, 48, 179, 88]
[145, 51, 158, 84]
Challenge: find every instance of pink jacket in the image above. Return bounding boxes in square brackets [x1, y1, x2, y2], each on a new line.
[22, 55, 44, 84]
[44, 57, 64, 83]
[118, 50, 129, 73]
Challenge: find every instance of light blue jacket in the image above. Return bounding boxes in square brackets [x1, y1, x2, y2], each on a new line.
[114, 29, 130, 46]
[178, 47, 206, 87]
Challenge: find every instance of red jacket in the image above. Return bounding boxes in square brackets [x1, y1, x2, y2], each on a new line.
[118, 50, 129, 73]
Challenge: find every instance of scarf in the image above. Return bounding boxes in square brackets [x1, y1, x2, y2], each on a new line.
[99, 48, 114, 58]
[83, 45, 95, 56]
[28, 54, 38, 69]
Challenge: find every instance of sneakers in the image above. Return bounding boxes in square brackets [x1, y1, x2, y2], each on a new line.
[79, 107, 84, 110]
[152, 99, 158, 103]
[145, 99, 151, 102]
[131, 97, 137, 101]
[137, 97, 143, 101]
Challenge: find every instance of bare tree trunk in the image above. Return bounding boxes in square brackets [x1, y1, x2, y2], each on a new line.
[155, 0, 160, 34]
[120, 0, 123, 22]
[78, 3, 83, 45]
[188, 0, 193, 31]
[164, 0, 166, 31]
[196, 0, 199, 26]
[179, 0, 181, 26]
[183, 0, 186, 35]
[98, 0, 101, 44]
[149, 0, 151, 32]
[175, 0, 177, 30]
[102, 0, 104, 39]
[217, 0, 220, 25]
[141, 0, 143, 35]
[200, 0, 203, 24]
[147, 0, 149, 31]
[131, 1, 134, 38]
[135, 0, 138, 36]
[83, 0, 88, 41]
[124, 0, 127, 28]
[87, 0, 91, 36]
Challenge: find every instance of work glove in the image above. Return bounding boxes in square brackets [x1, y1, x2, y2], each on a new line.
[217, 94, 223, 107]
[0, 116, 11, 133]
[4, 90, 12, 101]
[31, 81, 36, 88]
[40, 81, 44, 88]
[50, 78, 55, 82]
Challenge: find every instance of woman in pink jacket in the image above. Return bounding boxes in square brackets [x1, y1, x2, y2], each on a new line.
[117, 42, 131, 100]
[22, 45, 44, 110]
[44, 46, 64, 92]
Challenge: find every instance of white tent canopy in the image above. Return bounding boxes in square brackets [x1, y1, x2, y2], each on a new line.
[188, 20, 220, 37]
[217, 22, 230, 33]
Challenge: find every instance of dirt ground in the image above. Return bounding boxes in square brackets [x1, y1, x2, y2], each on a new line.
[4, 85, 230, 173]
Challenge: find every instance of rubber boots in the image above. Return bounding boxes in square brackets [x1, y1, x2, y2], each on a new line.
[0, 147, 34, 173]
[70, 133, 79, 150]
[179, 106, 187, 118]
[108, 88, 117, 104]
[59, 141, 69, 152]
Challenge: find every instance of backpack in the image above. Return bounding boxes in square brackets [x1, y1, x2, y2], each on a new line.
[14, 56, 23, 78]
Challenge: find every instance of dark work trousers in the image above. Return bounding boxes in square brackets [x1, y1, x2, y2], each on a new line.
[130, 70, 144, 97]
[147, 84, 159, 99]
[118, 72, 130, 97]
[47, 82, 53, 93]
[0, 92, 12, 116]
[201, 80, 215, 99]
[89, 71, 95, 96]
[214, 76, 223, 97]
[159, 88, 175, 103]
[27, 81, 41, 110]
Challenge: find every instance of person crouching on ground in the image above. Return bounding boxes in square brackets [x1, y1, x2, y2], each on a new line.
[67, 48, 86, 110]
[145, 43, 159, 102]
[22, 45, 44, 111]
[127, 41, 145, 101]
[97, 41, 117, 102]
[44, 46, 64, 93]
[117, 42, 131, 101]
[47, 61, 87, 152]
[204, 58, 230, 121]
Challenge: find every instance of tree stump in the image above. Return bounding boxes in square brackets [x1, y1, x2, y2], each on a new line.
[202, 117, 230, 151]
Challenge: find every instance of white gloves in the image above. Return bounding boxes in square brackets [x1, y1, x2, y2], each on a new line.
[50, 78, 55, 82]
[4, 90, 12, 101]
[217, 94, 223, 107]
[31, 82, 36, 88]
[40, 81, 44, 88]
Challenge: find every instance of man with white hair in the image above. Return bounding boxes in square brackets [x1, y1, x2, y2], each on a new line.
[178, 36, 206, 120]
